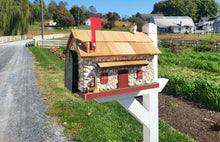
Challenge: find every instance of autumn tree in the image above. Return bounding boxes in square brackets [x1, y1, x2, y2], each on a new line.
[53, 8, 74, 26]
[48, 1, 59, 17]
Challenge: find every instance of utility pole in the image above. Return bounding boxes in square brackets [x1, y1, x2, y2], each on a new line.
[40, 0, 44, 40]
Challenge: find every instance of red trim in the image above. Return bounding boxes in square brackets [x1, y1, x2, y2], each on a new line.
[137, 70, 143, 79]
[78, 82, 159, 100]
[118, 70, 128, 88]
[100, 73, 108, 84]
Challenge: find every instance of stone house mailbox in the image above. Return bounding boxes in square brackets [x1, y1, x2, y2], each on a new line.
[64, 26, 162, 100]
[64, 18, 168, 142]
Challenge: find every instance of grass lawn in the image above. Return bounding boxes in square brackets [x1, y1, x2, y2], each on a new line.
[29, 46, 194, 142]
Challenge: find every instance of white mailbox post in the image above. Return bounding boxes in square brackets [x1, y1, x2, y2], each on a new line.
[95, 23, 168, 142]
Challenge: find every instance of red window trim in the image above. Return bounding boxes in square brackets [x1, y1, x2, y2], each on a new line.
[100, 73, 108, 84]
[137, 70, 143, 79]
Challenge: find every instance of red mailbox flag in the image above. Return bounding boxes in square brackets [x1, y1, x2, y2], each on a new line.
[91, 17, 101, 50]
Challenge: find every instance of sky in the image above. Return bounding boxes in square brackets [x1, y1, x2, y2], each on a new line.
[29, 0, 162, 18]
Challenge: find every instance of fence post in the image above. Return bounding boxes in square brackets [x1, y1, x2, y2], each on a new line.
[196, 41, 198, 51]
[214, 41, 217, 52]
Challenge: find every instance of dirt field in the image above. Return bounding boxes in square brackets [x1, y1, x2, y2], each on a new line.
[27, 31, 70, 39]
[158, 33, 220, 41]
[159, 93, 220, 142]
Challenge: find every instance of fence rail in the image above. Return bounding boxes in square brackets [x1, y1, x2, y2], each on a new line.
[38, 40, 67, 48]
[0, 35, 27, 43]
[159, 39, 220, 52]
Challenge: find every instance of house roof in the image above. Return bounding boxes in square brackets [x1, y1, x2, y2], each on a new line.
[97, 60, 149, 68]
[201, 17, 215, 21]
[151, 16, 195, 28]
[65, 29, 161, 58]
[141, 14, 164, 19]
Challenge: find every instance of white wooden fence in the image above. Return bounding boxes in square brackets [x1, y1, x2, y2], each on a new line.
[159, 39, 220, 52]
[37, 40, 67, 48]
[33, 34, 69, 40]
[0, 35, 27, 43]
[33, 33, 69, 47]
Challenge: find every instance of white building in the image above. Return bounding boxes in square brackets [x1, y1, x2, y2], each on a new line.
[84, 19, 91, 26]
[150, 16, 195, 33]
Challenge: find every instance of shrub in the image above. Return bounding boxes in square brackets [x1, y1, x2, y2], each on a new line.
[160, 72, 220, 110]
[196, 45, 212, 52]
[160, 40, 174, 48]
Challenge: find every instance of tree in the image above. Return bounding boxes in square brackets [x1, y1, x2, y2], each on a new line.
[151, 0, 218, 22]
[48, 1, 58, 16]
[58, 1, 68, 9]
[113, 12, 121, 21]
[103, 12, 120, 29]
[135, 12, 143, 20]
[130, 13, 145, 31]
[70, 5, 90, 26]
[0, 0, 32, 35]
[88, 5, 97, 17]
[70, 5, 82, 26]
[30, 1, 41, 23]
[60, 16, 75, 27]
[195, 0, 218, 18]
[53, 8, 72, 26]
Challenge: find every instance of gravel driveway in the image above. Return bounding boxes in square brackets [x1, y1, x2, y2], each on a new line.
[0, 41, 67, 142]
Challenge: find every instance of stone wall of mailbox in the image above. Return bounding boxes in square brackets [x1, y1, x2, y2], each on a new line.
[71, 44, 155, 92]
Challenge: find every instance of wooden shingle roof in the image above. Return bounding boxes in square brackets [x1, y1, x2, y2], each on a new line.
[65, 29, 161, 58]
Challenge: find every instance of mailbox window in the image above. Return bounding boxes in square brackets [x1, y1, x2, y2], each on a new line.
[137, 70, 143, 79]
[101, 73, 108, 84]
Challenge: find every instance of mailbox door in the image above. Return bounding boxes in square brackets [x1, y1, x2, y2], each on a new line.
[118, 70, 128, 88]
[72, 50, 79, 92]
[65, 50, 78, 93]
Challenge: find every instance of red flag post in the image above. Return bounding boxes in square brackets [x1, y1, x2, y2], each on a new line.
[91, 17, 101, 50]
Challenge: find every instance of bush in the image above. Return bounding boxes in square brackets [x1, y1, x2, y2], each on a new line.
[60, 15, 75, 27]
[160, 72, 220, 110]
[160, 41, 174, 48]
[196, 45, 211, 52]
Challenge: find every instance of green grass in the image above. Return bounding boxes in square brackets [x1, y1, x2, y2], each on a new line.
[159, 47, 220, 110]
[29, 46, 194, 141]
[159, 47, 220, 73]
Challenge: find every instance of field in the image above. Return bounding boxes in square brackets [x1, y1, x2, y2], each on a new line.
[158, 47, 220, 110]
[27, 26, 129, 39]
[158, 33, 220, 41]
[29, 46, 194, 142]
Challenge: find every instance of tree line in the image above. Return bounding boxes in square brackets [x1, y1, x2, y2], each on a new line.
[0, 0, 123, 35]
[1, 0, 219, 36]
[151, 0, 219, 22]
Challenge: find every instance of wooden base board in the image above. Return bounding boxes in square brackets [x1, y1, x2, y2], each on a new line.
[78, 82, 159, 100]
